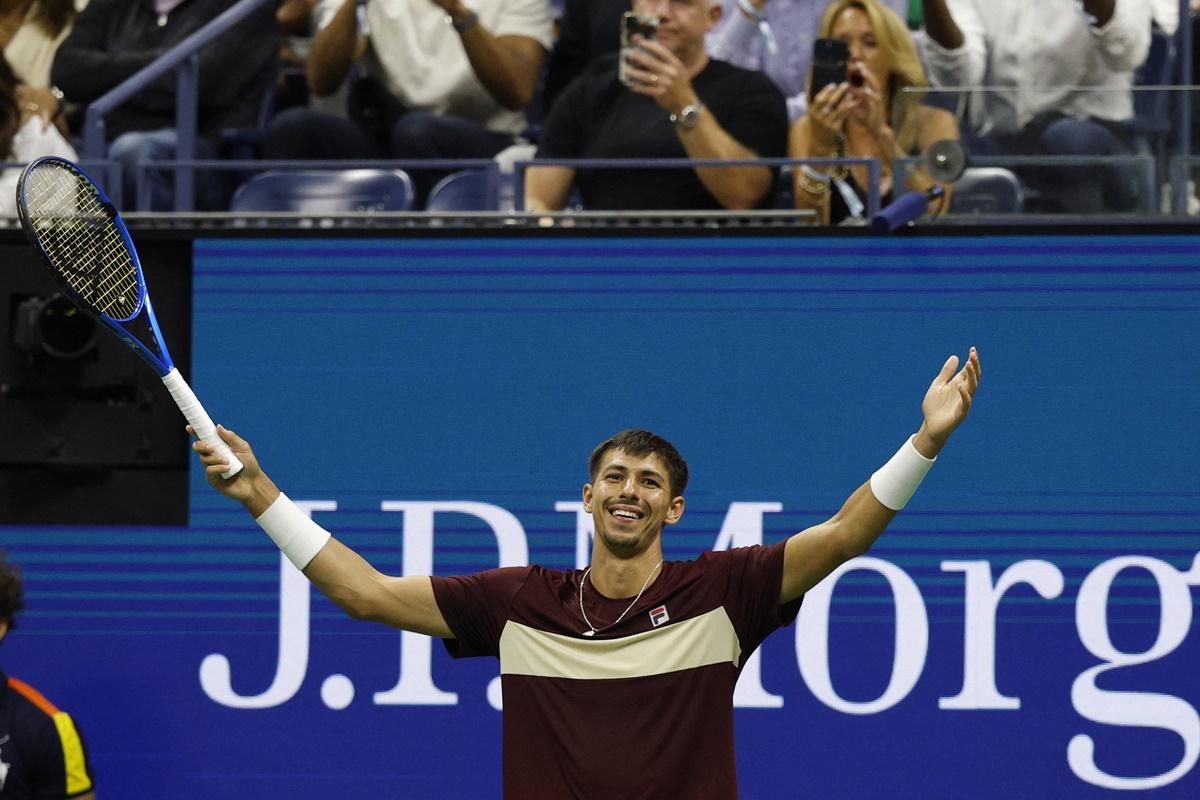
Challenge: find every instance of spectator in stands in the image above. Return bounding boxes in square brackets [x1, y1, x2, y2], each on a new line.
[50, 0, 277, 210]
[0, 549, 96, 799]
[0, 54, 76, 216]
[1, 0, 86, 132]
[790, 0, 957, 224]
[707, 0, 907, 122]
[526, 0, 788, 211]
[264, 0, 554, 206]
[920, 0, 1151, 214]
[541, 0, 912, 124]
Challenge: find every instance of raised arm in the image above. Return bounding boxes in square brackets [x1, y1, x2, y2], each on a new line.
[191, 426, 453, 638]
[308, 0, 367, 98]
[779, 347, 981, 603]
[919, 0, 988, 88]
[433, 0, 548, 111]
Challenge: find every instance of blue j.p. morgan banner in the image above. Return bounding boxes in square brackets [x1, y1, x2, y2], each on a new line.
[2, 232, 1198, 799]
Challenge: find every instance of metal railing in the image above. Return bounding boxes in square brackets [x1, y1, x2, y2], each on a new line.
[80, 0, 273, 213]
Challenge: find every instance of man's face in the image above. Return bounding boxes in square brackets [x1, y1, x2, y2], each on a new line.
[632, 0, 720, 61]
[583, 449, 684, 558]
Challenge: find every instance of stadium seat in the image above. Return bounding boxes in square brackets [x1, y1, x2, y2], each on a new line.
[229, 169, 415, 212]
[425, 170, 497, 211]
[949, 167, 1024, 214]
[1131, 26, 1178, 206]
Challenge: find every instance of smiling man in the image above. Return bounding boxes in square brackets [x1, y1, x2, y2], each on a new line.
[192, 348, 981, 798]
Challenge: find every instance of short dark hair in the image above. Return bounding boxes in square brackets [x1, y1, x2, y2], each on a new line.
[0, 550, 23, 633]
[588, 429, 689, 497]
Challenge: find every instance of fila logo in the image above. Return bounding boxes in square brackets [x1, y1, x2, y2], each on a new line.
[649, 605, 670, 627]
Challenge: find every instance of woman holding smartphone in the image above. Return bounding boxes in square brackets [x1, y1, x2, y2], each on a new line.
[788, 0, 958, 224]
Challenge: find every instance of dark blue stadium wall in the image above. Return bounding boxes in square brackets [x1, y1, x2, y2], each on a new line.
[2, 231, 1197, 798]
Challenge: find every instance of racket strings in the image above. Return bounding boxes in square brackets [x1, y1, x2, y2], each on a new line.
[24, 166, 139, 320]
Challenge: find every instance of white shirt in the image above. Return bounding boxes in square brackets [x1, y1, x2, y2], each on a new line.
[920, 0, 1151, 134]
[317, 0, 554, 136]
[0, 118, 79, 217]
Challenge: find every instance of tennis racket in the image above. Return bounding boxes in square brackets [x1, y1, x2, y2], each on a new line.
[15, 156, 242, 478]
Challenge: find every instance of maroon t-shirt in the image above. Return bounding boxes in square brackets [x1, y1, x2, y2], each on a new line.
[432, 542, 801, 799]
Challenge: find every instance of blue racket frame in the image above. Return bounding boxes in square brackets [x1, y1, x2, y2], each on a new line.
[17, 156, 177, 378]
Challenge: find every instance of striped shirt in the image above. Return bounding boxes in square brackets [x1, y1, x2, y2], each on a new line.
[433, 541, 800, 799]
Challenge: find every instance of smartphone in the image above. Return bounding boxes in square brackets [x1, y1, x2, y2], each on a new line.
[619, 11, 658, 88]
[809, 38, 849, 101]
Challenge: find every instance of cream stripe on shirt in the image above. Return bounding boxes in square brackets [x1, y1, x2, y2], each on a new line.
[499, 607, 743, 680]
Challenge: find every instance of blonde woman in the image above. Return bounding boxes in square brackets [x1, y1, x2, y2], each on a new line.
[789, 0, 957, 224]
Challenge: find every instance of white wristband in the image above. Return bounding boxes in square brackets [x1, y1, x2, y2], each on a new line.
[869, 435, 936, 511]
[255, 493, 332, 570]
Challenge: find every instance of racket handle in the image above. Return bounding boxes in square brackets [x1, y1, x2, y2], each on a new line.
[162, 368, 244, 478]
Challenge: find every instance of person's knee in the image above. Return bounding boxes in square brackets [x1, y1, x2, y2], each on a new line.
[388, 111, 447, 158]
[108, 131, 162, 164]
[264, 108, 328, 158]
[1039, 118, 1120, 157]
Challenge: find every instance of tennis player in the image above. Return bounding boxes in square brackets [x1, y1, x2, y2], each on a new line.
[192, 347, 980, 798]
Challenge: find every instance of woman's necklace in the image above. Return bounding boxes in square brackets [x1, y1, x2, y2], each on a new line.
[578, 559, 663, 637]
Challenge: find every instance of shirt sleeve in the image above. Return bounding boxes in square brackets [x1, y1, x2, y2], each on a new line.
[432, 566, 534, 658]
[492, 0, 555, 50]
[1088, 0, 1151, 73]
[31, 710, 94, 799]
[534, 65, 594, 159]
[314, 0, 344, 30]
[709, 71, 789, 159]
[706, 0, 766, 71]
[702, 541, 802, 653]
[918, 0, 988, 88]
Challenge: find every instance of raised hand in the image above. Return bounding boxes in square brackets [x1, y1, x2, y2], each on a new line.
[188, 425, 280, 516]
[848, 60, 889, 142]
[621, 36, 697, 116]
[918, 346, 981, 453]
[807, 81, 857, 152]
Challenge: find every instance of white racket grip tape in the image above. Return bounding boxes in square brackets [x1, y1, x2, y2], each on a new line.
[162, 368, 244, 478]
[256, 493, 332, 571]
[869, 435, 937, 511]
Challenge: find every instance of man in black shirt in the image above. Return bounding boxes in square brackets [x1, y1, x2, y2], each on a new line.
[526, 0, 787, 211]
[0, 552, 95, 799]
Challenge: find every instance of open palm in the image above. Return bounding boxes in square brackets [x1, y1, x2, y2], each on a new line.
[922, 347, 981, 443]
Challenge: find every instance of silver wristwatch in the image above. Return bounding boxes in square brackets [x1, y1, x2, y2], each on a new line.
[670, 103, 704, 131]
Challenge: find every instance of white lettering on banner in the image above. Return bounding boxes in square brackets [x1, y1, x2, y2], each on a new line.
[200, 499, 337, 709]
[712, 503, 785, 709]
[1068, 554, 1200, 791]
[938, 560, 1065, 710]
[797, 557, 928, 714]
[193, 496, 1200, 790]
[374, 502, 528, 711]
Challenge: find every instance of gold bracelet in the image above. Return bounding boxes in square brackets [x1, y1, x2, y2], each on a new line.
[798, 174, 829, 196]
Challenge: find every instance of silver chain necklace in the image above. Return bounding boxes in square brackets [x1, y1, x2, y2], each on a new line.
[578, 559, 663, 637]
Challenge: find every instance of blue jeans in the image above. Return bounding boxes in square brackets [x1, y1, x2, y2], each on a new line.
[108, 129, 227, 212]
[263, 108, 516, 207]
[964, 115, 1141, 214]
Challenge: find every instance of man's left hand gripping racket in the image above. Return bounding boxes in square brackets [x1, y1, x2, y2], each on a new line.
[16, 156, 243, 477]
